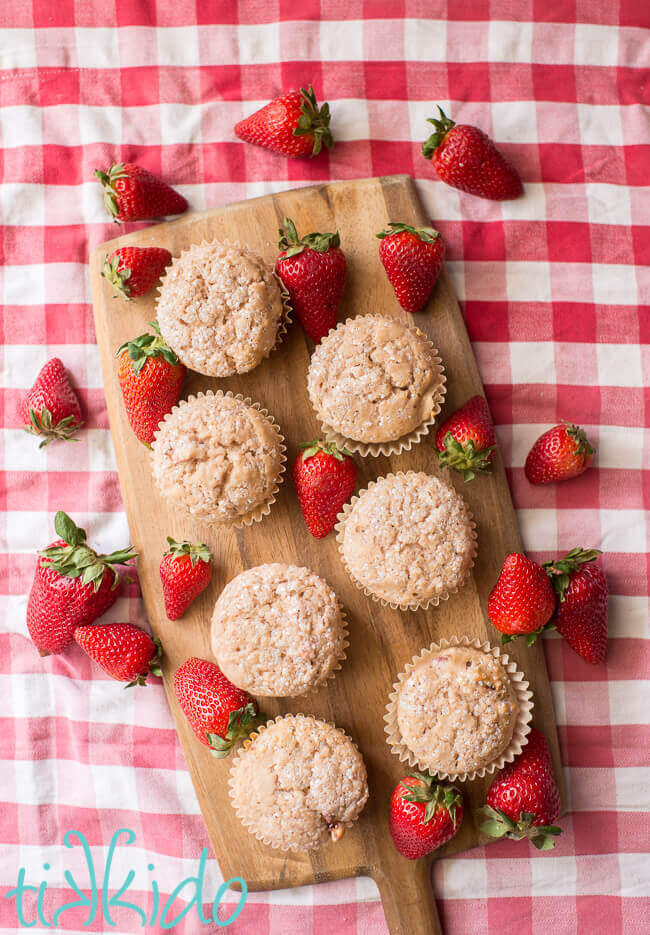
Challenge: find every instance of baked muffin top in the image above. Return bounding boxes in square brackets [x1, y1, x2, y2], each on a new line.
[340, 471, 475, 606]
[396, 646, 518, 776]
[211, 563, 345, 697]
[229, 715, 368, 851]
[307, 315, 443, 444]
[156, 240, 283, 377]
[151, 393, 283, 524]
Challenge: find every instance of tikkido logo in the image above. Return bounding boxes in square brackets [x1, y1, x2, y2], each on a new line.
[5, 829, 248, 929]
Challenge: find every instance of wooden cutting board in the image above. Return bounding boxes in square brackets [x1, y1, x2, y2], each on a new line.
[90, 175, 564, 935]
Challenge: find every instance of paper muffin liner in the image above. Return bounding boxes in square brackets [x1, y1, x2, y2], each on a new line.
[228, 713, 368, 852]
[334, 471, 478, 611]
[384, 635, 533, 783]
[307, 314, 447, 457]
[151, 389, 286, 529]
[155, 239, 292, 376]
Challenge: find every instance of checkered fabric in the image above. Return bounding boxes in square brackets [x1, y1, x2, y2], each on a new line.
[1, 1, 648, 933]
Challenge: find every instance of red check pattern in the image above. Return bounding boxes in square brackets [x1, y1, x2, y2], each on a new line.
[1, 2, 649, 933]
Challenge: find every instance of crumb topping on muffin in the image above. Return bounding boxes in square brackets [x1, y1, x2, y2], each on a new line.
[229, 715, 368, 851]
[157, 240, 284, 377]
[211, 564, 345, 697]
[151, 393, 283, 524]
[396, 646, 518, 776]
[307, 315, 443, 443]
[340, 471, 475, 606]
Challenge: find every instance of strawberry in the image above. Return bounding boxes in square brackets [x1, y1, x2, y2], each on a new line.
[275, 218, 347, 342]
[543, 548, 608, 664]
[22, 357, 83, 448]
[435, 395, 496, 482]
[94, 163, 187, 222]
[377, 223, 445, 314]
[389, 772, 463, 860]
[234, 85, 333, 158]
[160, 538, 212, 621]
[74, 622, 162, 687]
[26, 511, 137, 656]
[173, 657, 263, 758]
[116, 322, 185, 448]
[525, 421, 594, 485]
[478, 728, 562, 850]
[488, 553, 556, 644]
[102, 246, 172, 299]
[292, 440, 357, 539]
[422, 107, 523, 201]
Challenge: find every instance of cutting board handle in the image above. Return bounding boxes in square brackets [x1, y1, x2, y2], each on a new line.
[375, 858, 443, 935]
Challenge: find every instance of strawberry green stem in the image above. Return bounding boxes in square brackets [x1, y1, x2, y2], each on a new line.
[542, 547, 602, 602]
[39, 511, 137, 592]
[376, 222, 440, 243]
[278, 216, 340, 257]
[206, 703, 265, 759]
[299, 439, 352, 462]
[477, 804, 562, 850]
[292, 86, 333, 156]
[422, 107, 456, 159]
[24, 407, 83, 448]
[436, 433, 495, 483]
[116, 322, 180, 375]
[399, 772, 462, 828]
[164, 536, 212, 567]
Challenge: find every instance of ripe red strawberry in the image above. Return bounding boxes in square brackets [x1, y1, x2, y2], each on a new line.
[234, 85, 333, 158]
[292, 440, 357, 539]
[478, 728, 562, 850]
[102, 246, 172, 299]
[377, 223, 445, 314]
[22, 358, 83, 448]
[389, 772, 463, 860]
[160, 538, 212, 620]
[94, 163, 188, 222]
[275, 218, 347, 342]
[435, 395, 496, 482]
[116, 323, 185, 447]
[525, 421, 594, 485]
[26, 511, 137, 656]
[488, 553, 556, 644]
[422, 107, 523, 201]
[74, 622, 162, 687]
[543, 548, 608, 664]
[173, 657, 263, 757]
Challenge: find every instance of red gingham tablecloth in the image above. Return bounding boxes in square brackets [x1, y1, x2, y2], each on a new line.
[1, 2, 648, 933]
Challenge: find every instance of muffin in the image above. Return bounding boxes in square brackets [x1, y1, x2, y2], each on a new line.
[229, 715, 368, 851]
[385, 640, 531, 780]
[156, 240, 285, 377]
[307, 314, 445, 453]
[337, 471, 476, 609]
[211, 563, 347, 697]
[151, 391, 284, 526]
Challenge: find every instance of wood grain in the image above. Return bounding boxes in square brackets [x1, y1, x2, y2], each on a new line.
[90, 175, 564, 935]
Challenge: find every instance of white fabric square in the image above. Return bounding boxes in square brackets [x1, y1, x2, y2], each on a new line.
[0, 183, 44, 226]
[596, 343, 643, 387]
[585, 182, 631, 226]
[574, 23, 619, 67]
[506, 261, 552, 302]
[491, 100, 538, 143]
[0, 29, 37, 68]
[319, 20, 363, 62]
[578, 103, 624, 147]
[332, 99, 370, 141]
[75, 27, 120, 69]
[592, 263, 638, 305]
[488, 20, 533, 63]
[0, 105, 42, 148]
[156, 25, 200, 67]
[238, 22, 279, 65]
[403, 18, 446, 61]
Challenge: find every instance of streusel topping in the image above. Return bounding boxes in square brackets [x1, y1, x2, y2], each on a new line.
[229, 715, 368, 851]
[151, 393, 283, 524]
[396, 647, 518, 775]
[157, 240, 283, 377]
[340, 471, 475, 606]
[307, 315, 443, 443]
[211, 564, 345, 697]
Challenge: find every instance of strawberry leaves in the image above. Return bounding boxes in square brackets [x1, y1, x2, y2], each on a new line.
[278, 217, 340, 257]
[205, 703, 264, 759]
[39, 511, 137, 592]
[478, 804, 562, 850]
[377, 222, 441, 244]
[116, 322, 179, 375]
[421, 107, 456, 159]
[26, 407, 82, 448]
[543, 547, 602, 602]
[125, 636, 163, 688]
[292, 85, 333, 155]
[399, 772, 462, 830]
[437, 432, 495, 483]
[299, 439, 352, 462]
[164, 536, 212, 567]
